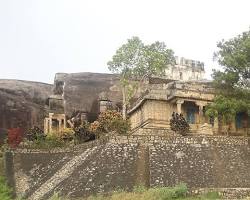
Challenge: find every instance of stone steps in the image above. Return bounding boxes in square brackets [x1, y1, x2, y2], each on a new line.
[29, 146, 99, 200]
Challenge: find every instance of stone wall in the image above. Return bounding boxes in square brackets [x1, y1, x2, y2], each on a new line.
[130, 100, 173, 130]
[5, 135, 250, 199]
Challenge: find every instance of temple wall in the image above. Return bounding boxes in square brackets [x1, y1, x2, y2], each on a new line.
[130, 106, 143, 129]
[130, 100, 174, 130]
[165, 66, 205, 81]
[143, 100, 171, 121]
[5, 135, 250, 199]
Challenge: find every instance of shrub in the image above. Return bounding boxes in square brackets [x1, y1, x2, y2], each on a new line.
[60, 128, 75, 141]
[170, 112, 190, 136]
[173, 183, 188, 198]
[7, 128, 24, 148]
[26, 126, 45, 141]
[89, 121, 101, 133]
[0, 176, 12, 200]
[90, 110, 130, 135]
[29, 134, 66, 149]
[74, 122, 95, 143]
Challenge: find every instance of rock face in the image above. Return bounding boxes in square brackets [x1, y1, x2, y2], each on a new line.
[0, 72, 123, 132]
[54, 72, 122, 121]
[0, 79, 53, 131]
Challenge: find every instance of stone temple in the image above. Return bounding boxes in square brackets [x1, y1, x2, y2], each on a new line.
[128, 57, 248, 135]
[165, 56, 205, 81]
[43, 57, 249, 136]
[3, 57, 250, 200]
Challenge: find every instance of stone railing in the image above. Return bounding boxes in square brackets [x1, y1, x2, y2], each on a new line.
[107, 134, 249, 146]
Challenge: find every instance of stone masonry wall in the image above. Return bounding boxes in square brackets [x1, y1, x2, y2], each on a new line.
[5, 135, 250, 199]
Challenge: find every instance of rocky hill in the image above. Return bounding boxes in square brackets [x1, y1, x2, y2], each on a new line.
[0, 72, 123, 131]
[0, 79, 53, 131]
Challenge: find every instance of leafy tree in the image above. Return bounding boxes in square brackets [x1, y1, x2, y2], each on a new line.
[108, 37, 175, 119]
[206, 29, 250, 133]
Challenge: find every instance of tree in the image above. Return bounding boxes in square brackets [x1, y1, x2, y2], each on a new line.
[206, 29, 250, 133]
[108, 37, 175, 119]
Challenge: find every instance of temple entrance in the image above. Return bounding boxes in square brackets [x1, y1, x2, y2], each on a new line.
[236, 112, 249, 130]
[186, 107, 196, 124]
[182, 101, 199, 124]
[52, 119, 59, 133]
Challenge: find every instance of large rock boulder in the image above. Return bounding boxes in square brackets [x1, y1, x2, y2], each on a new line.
[0, 72, 123, 131]
[54, 72, 122, 121]
[0, 79, 53, 131]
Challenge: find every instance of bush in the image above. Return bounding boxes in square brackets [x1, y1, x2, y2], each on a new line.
[170, 112, 190, 136]
[90, 110, 130, 135]
[28, 134, 66, 149]
[0, 176, 12, 200]
[74, 122, 95, 143]
[60, 128, 75, 141]
[26, 126, 45, 141]
[7, 128, 24, 148]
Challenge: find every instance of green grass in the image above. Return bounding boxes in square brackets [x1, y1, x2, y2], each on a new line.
[82, 184, 220, 200]
[47, 186, 222, 200]
[0, 157, 4, 177]
[0, 176, 12, 200]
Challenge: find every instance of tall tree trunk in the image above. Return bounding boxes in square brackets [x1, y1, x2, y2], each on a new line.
[122, 86, 127, 120]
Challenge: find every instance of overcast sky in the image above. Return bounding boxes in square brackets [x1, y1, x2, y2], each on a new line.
[0, 0, 249, 83]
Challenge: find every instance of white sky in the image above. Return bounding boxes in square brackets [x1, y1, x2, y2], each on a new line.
[0, 0, 249, 83]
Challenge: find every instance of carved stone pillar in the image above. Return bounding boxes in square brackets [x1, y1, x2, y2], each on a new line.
[214, 117, 219, 134]
[58, 119, 62, 132]
[63, 117, 66, 129]
[176, 99, 184, 113]
[49, 118, 52, 134]
[196, 102, 206, 124]
[198, 105, 204, 123]
[44, 118, 49, 134]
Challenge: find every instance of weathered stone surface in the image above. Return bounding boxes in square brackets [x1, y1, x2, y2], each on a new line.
[0, 79, 53, 131]
[0, 72, 123, 131]
[6, 135, 250, 199]
[54, 72, 122, 121]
